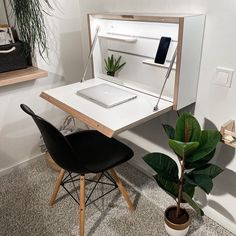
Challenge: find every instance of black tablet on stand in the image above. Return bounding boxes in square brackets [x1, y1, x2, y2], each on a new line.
[154, 37, 171, 64]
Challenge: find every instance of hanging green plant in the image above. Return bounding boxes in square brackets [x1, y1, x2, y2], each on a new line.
[7, 0, 53, 59]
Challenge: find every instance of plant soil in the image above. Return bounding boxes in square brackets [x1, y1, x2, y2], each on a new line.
[166, 207, 189, 225]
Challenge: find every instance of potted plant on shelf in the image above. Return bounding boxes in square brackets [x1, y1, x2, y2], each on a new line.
[5, 0, 53, 59]
[143, 112, 223, 236]
[104, 54, 126, 77]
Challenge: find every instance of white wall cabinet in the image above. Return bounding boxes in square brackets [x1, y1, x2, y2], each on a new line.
[89, 13, 205, 110]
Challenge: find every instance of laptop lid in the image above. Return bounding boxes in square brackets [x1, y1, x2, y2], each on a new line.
[77, 83, 137, 108]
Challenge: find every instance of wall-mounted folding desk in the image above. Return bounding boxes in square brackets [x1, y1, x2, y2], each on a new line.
[41, 78, 173, 137]
[41, 13, 205, 138]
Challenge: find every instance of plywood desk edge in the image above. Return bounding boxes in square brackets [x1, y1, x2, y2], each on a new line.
[40, 91, 114, 137]
[40, 91, 173, 138]
[113, 104, 173, 136]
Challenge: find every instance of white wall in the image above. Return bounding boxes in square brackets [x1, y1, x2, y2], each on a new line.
[0, 0, 84, 174]
[0, 0, 8, 24]
[78, 0, 236, 233]
[1, 0, 236, 233]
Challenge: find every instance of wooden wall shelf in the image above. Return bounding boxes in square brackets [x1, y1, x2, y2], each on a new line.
[220, 120, 236, 148]
[0, 67, 48, 87]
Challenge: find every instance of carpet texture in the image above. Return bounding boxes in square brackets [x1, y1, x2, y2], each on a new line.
[0, 157, 234, 236]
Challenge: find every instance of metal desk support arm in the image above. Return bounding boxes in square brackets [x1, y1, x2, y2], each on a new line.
[81, 26, 100, 83]
[153, 48, 177, 111]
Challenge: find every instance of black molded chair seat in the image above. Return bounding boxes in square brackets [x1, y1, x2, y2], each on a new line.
[66, 130, 133, 174]
[20, 104, 135, 236]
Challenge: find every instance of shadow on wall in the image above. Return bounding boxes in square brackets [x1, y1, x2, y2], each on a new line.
[60, 31, 84, 84]
[129, 104, 196, 150]
[117, 104, 196, 179]
[0, 99, 67, 172]
[195, 118, 236, 223]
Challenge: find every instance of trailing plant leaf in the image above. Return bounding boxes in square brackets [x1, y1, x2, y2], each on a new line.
[162, 124, 175, 139]
[168, 140, 199, 159]
[175, 112, 201, 142]
[182, 192, 204, 216]
[143, 153, 179, 182]
[9, 0, 53, 59]
[189, 164, 223, 179]
[187, 130, 221, 163]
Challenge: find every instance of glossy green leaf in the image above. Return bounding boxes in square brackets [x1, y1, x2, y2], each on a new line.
[187, 130, 221, 163]
[175, 112, 201, 142]
[183, 182, 195, 198]
[191, 174, 213, 194]
[185, 149, 216, 169]
[184, 174, 197, 186]
[182, 192, 204, 216]
[162, 124, 175, 139]
[143, 153, 179, 182]
[190, 164, 223, 179]
[168, 140, 199, 159]
[154, 175, 178, 199]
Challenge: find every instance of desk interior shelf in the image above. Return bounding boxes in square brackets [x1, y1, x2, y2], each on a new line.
[98, 33, 137, 43]
[142, 59, 176, 70]
[0, 67, 48, 87]
[220, 120, 236, 148]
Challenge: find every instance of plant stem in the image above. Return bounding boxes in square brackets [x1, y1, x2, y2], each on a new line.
[175, 157, 185, 218]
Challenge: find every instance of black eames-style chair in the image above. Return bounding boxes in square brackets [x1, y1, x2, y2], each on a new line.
[20, 104, 135, 236]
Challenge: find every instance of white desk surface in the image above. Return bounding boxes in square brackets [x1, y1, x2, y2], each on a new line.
[41, 78, 173, 137]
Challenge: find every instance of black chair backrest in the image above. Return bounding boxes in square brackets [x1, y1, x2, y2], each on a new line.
[20, 104, 84, 173]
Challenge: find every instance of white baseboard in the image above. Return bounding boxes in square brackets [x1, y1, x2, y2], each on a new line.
[203, 206, 236, 235]
[0, 153, 44, 177]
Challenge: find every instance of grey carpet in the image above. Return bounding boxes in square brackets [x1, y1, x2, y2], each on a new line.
[0, 157, 234, 236]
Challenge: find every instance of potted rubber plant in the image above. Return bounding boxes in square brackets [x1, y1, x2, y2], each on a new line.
[143, 112, 223, 236]
[104, 54, 126, 76]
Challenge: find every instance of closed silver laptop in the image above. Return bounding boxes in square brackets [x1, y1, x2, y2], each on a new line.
[77, 83, 137, 108]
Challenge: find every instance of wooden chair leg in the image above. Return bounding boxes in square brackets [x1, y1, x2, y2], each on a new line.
[49, 169, 65, 206]
[109, 169, 135, 211]
[80, 175, 85, 236]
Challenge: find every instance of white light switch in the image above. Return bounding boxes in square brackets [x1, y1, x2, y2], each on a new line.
[214, 67, 234, 87]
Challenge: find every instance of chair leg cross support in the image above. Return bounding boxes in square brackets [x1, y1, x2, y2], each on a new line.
[49, 169, 135, 236]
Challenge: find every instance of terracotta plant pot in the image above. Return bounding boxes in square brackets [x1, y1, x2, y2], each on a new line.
[164, 206, 190, 236]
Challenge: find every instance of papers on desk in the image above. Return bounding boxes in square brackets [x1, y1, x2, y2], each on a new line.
[76, 83, 137, 108]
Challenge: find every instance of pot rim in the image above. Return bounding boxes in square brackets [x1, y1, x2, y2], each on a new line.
[164, 205, 190, 231]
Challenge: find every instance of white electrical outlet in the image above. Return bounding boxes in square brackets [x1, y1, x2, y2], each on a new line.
[214, 66, 234, 87]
